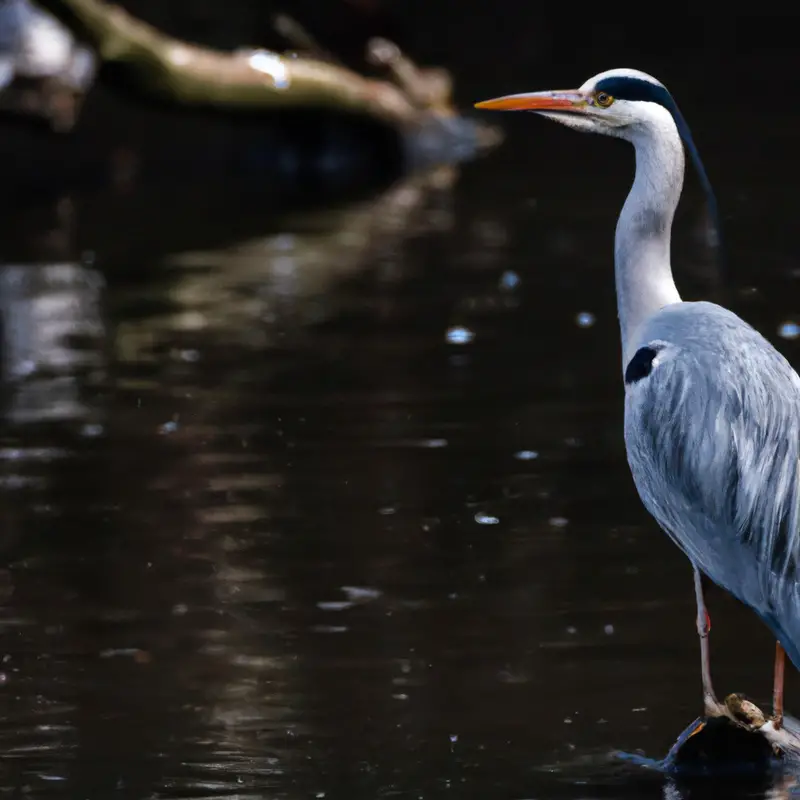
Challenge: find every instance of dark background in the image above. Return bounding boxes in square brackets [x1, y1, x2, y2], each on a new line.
[0, 3, 798, 799]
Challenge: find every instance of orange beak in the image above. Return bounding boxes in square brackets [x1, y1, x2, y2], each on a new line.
[474, 90, 587, 112]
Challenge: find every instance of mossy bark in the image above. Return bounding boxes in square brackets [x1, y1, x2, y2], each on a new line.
[32, 0, 437, 126]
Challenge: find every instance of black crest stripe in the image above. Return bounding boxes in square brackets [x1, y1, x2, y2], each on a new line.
[595, 76, 723, 282]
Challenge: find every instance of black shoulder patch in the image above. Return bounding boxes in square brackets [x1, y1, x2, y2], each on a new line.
[625, 346, 660, 385]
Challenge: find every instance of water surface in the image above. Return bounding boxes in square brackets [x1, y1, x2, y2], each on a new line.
[0, 103, 799, 800]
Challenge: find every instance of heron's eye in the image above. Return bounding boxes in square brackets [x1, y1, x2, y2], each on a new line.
[594, 91, 614, 108]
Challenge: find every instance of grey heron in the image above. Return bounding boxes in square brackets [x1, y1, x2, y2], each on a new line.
[475, 68, 800, 729]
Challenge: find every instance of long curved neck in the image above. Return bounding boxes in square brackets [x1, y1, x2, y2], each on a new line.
[615, 120, 684, 364]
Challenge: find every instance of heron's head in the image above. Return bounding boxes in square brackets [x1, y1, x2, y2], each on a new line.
[475, 67, 720, 246]
[474, 68, 688, 140]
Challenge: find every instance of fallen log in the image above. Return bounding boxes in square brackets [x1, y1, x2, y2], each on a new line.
[0, 0, 499, 198]
[7, 0, 498, 149]
[617, 693, 800, 780]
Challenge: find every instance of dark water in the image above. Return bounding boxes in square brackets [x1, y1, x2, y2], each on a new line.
[1, 101, 800, 800]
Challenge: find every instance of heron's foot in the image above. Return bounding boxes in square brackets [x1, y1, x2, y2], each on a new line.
[703, 691, 727, 720]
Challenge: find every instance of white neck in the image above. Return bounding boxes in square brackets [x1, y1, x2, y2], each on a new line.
[615, 114, 684, 365]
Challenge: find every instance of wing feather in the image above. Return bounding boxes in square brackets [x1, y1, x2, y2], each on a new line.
[624, 303, 800, 626]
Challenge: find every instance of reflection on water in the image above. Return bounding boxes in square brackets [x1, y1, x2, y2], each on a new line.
[0, 198, 105, 427]
[0, 122, 798, 800]
[0, 261, 104, 424]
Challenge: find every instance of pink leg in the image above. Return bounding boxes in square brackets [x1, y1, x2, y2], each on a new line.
[693, 566, 721, 716]
[774, 642, 785, 730]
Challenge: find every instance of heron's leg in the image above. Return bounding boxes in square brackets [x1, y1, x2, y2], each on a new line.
[693, 566, 721, 716]
[773, 642, 785, 730]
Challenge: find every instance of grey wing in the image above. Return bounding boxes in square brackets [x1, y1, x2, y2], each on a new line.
[623, 334, 800, 622]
